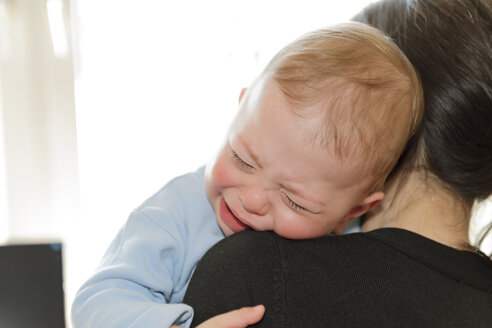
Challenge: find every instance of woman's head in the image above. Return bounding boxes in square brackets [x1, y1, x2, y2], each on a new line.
[354, 0, 492, 204]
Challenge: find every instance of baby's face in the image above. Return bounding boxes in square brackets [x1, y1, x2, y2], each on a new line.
[205, 78, 375, 238]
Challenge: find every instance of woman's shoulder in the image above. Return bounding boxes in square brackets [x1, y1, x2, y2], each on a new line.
[209, 228, 492, 292]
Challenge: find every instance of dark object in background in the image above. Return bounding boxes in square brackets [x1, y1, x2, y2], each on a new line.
[0, 243, 65, 328]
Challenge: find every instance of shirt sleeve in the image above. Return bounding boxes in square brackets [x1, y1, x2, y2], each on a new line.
[72, 210, 194, 328]
[71, 167, 222, 328]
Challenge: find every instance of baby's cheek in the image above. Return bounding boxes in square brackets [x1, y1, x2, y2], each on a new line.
[275, 215, 334, 239]
[272, 212, 305, 239]
[210, 156, 235, 188]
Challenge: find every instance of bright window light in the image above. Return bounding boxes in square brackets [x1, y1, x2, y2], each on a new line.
[47, 0, 68, 58]
[0, 0, 10, 59]
[0, 0, 8, 243]
[471, 199, 492, 254]
[0, 81, 8, 244]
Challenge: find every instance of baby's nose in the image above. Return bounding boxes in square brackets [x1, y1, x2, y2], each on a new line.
[240, 186, 269, 216]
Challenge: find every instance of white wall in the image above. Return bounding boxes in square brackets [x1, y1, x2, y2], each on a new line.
[0, 76, 7, 243]
[0, 0, 78, 241]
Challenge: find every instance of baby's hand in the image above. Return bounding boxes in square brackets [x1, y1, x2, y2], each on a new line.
[194, 304, 265, 328]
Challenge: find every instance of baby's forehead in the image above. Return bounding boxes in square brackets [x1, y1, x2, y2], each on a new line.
[242, 76, 402, 188]
[283, 114, 387, 195]
[273, 143, 373, 199]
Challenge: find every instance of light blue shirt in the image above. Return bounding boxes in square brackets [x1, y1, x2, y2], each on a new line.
[72, 166, 225, 328]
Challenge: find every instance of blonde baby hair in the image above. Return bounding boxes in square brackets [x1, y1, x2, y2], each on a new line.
[262, 22, 424, 191]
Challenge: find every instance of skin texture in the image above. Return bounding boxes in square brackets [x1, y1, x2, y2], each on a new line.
[197, 306, 265, 328]
[172, 305, 265, 328]
[205, 77, 384, 239]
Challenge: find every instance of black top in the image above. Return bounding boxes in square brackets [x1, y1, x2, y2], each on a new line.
[184, 228, 492, 328]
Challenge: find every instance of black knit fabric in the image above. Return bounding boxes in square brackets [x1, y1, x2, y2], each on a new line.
[184, 228, 492, 328]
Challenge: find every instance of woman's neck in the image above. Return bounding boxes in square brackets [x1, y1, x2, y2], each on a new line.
[362, 171, 472, 251]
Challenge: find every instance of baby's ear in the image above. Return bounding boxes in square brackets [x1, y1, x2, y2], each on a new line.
[332, 191, 384, 234]
[239, 88, 247, 104]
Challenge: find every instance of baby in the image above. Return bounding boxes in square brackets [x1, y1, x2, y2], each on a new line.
[72, 22, 423, 328]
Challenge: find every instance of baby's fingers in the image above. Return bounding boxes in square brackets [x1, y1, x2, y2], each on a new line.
[196, 305, 265, 328]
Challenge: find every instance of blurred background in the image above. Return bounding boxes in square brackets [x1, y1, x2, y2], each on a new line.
[0, 0, 490, 326]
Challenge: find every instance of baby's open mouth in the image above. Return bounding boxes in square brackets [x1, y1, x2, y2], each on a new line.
[220, 198, 251, 233]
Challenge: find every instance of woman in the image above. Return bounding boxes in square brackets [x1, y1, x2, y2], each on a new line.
[184, 0, 492, 327]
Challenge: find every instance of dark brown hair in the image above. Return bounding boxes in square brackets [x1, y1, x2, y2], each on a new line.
[353, 0, 492, 252]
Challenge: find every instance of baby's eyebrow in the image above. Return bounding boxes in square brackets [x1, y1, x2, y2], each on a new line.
[240, 137, 263, 168]
[280, 182, 325, 209]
